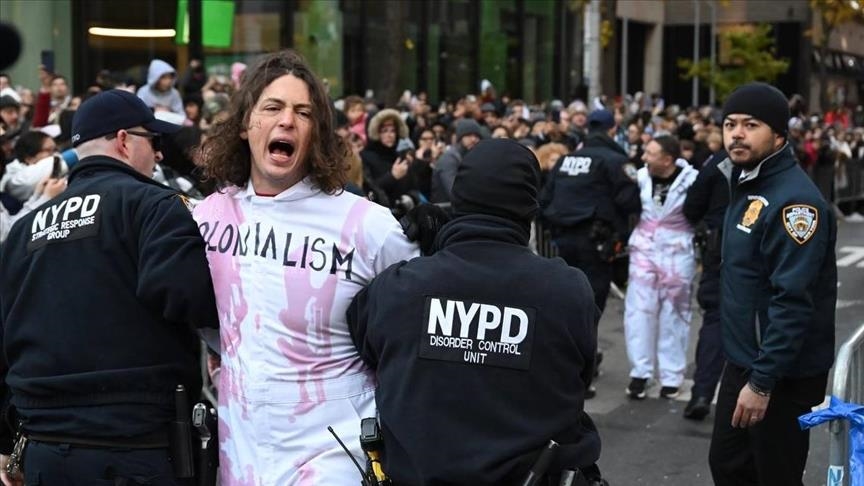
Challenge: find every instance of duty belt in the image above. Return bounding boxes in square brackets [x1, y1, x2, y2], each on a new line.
[26, 429, 170, 449]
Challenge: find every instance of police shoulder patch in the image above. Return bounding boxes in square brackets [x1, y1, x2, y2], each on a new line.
[782, 204, 818, 245]
[623, 163, 638, 182]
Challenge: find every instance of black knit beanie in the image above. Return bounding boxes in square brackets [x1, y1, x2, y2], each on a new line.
[722, 82, 790, 137]
[451, 138, 541, 223]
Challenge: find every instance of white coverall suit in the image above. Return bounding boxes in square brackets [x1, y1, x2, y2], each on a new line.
[193, 180, 418, 485]
[624, 159, 698, 388]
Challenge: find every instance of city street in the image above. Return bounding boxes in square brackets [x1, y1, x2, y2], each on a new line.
[589, 218, 864, 486]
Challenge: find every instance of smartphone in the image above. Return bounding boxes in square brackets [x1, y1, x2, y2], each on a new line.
[51, 155, 63, 178]
[41, 50, 55, 74]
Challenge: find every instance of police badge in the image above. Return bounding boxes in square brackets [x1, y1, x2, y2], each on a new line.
[782, 204, 818, 245]
[736, 197, 767, 234]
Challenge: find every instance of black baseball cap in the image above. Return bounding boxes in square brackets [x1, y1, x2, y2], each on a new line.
[587, 109, 615, 132]
[71, 89, 181, 147]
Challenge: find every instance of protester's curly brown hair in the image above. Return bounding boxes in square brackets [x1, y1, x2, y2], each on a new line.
[200, 50, 348, 194]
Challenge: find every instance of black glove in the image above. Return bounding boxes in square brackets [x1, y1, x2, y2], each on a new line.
[399, 203, 452, 255]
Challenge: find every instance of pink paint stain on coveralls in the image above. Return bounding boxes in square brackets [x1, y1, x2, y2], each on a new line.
[202, 195, 252, 420]
[276, 199, 373, 418]
[218, 410, 257, 485]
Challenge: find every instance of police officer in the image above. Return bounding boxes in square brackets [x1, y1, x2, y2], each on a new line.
[708, 83, 836, 486]
[539, 109, 640, 317]
[682, 149, 728, 420]
[0, 89, 218, 485]
[539, 109, 640, 396]
[348, 139, 604, 485]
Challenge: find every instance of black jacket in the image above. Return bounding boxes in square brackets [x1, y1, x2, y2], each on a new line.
[0, 156, 217, 450]
[718, 145, 836, 391]
[683, 151, 728, 231]
[683, 151, 728, 309]
[348, 214, 600, 485]
[539, 132, 640, 235]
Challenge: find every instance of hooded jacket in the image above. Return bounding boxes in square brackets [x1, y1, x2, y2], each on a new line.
[136, 59, 184, 115]
[348, 140, 600, 485]
[0, 155, 69, 202]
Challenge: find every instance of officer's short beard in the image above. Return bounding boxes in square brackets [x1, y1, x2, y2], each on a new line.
[728, 142, 768, 171]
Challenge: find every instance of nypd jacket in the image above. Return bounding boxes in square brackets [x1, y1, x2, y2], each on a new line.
[539, 132, 641, 234]
[0, 155, 218, 450]
[718, 144, 836, 392]
[348, 214, 600, 486]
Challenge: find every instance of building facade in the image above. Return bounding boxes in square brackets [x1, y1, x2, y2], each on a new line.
[1, 0, 588, 106]
[3, 0, 861, 110]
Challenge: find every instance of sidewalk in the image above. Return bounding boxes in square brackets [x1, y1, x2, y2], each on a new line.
[587, 296, 830, 485]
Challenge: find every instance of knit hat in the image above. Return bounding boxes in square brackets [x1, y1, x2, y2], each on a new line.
[451, 138, 541, 223]
[722, 82, 790, 137]
[480, 102, 497, 113]
[0, 95, 19, 110]
[454, 118, 482, 139]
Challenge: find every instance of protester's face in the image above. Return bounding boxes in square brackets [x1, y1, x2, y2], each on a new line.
[642, 140, 672, 177]
[50, 78, 68, 98]
[0, 107, 19, 127]
[0, 76, 9, 90]
[379, 120, 397, 148]
[243, 74, 312, 194]
[723, 114, 783, 168]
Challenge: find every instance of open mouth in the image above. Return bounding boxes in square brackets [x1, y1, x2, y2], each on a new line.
[268, 139, 295, 160]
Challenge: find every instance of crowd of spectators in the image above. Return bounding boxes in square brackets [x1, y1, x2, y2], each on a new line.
[1, 58, 863, 245]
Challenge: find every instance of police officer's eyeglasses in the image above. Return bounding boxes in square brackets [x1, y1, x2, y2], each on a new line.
[125, 130, 163, 152]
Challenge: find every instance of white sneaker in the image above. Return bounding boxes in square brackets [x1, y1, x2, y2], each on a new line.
[845, 212, 864, 223]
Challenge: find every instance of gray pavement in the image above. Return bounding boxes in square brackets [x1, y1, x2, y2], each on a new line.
[587, 219, 864, 486]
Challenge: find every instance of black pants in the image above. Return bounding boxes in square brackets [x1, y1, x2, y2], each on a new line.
[692, 257, 724, 400]
[553, 231, 611, 315]
[691, 306, 724, 400]
[708, 363, 828, 486]
[23, 440, 188, 485]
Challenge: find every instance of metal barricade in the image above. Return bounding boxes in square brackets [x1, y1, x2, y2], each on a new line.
[827, 322, 864, 486]
[533, 219, 559, 258]
[836, 156, 863, 205]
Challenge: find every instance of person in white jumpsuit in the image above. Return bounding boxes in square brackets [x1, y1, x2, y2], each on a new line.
[624, 135, 698, 398]
[193, 50, 418, 485]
